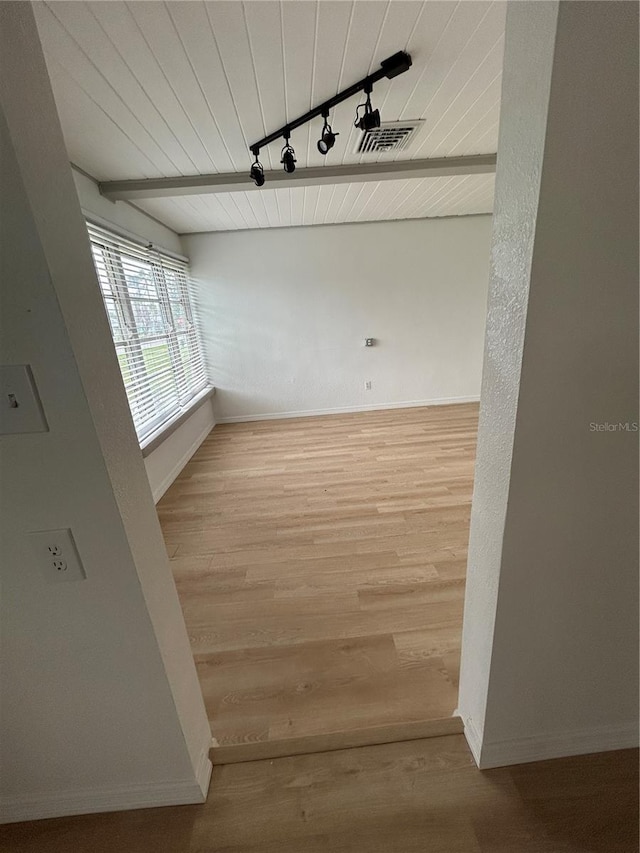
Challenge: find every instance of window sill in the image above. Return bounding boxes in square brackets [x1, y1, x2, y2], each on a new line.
[140, 386, 215, 458]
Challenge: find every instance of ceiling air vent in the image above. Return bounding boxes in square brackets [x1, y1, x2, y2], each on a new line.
[355, 120, 424, 154]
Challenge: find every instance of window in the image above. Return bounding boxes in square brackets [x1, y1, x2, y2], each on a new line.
[88, 223, 209, 443]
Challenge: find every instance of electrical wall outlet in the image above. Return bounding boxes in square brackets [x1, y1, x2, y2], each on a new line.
[365, 380, 372, 391]
[29, 528, 86, 583]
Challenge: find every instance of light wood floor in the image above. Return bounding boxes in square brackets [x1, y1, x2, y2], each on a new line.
[3, 737, 637, 852]
[159, 404, 478, 752]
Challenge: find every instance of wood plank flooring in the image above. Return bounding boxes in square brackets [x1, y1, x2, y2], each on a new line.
[3, 737, 637, 852]
[158, 404, 478, 752]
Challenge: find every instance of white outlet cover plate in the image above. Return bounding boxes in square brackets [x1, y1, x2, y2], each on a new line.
[0, 364, 48, 434]
[29, 528, 86, 583]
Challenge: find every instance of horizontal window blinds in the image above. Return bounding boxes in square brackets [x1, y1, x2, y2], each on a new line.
[87, 223, 209, 442]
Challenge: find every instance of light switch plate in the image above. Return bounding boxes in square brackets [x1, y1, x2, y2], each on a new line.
[29, 528, 86, 583]
[0, 364, 48, 434]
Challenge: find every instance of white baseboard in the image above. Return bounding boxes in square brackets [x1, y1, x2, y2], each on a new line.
[217, 396, 480, 424]
[462, 716, 483, 766]
[150, 421, 214, 503]
[463, 718, 639, 770]
[194, 734, 213, 799]
[0, 716, 213, 825]
[0, 775, 208, 825]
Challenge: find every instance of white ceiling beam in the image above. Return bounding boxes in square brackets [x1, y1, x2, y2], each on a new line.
[99, 155, 496, 200]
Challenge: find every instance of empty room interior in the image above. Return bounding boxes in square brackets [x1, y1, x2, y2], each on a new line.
[1, 1, 638, 850]
[37, 0, 497, 756]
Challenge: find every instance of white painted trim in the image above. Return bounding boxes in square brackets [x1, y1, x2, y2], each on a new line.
[182, 211, 491, 238]
[81, 208, 189, 263]
[141, 386, 215, 458]
[462, 716, 483, 767]
[0, 723, 212, 824]
[465, 720, 639, 770]
[150, 421, 214, 503]
[100, 155, 496, 200]
[0, 776, 208, 825]
[191, 716, 214, 798]
[216, 396, 480, 424]
[194, 748, 213, 800]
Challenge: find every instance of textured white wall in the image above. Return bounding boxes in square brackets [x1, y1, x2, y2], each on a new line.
[0, 5, 210, 822]
[185, 215, 492, 422]
[458, 0, 559, 764]
[460, 0, 639, 768]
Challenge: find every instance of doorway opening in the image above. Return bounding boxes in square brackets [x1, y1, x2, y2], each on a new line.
[159, 402, 478, 759]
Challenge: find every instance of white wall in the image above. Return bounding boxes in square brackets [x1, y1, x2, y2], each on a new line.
[185, 215, 492, 422]
[0, 4, 211, 822]
[71, 166, 216, 502]
[459, 0, 639, 768]
[144, 396, 216, 502]
[458, 0, 558, 767]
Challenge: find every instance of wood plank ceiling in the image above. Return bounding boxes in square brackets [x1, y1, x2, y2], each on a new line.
[34, 1, 506, 233]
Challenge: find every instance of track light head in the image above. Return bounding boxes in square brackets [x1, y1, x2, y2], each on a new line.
[317, 131, 335, 154]
[249, 153, 265, 187]
[281, 147, 296, 173]
[355, 88, 381, 131]
[358, 108, 380, 131]
[250, 165, 265, 186]
[317, 115, 339, 155]
[281, 136, 296, 173]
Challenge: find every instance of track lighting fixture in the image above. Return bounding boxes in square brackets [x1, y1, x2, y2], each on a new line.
[355, 85, 380, 132]
[317, 112, 338, 155]
[247, 51, 412, 187]
[281, 134, 296, 173]
[249, 152, 265, 187]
